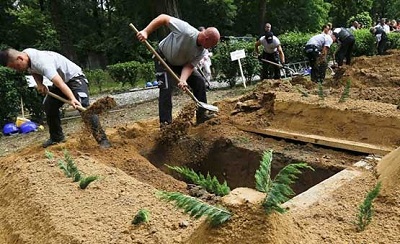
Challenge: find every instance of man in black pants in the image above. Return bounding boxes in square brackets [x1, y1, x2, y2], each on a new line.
[136, 14, 220, 126]
[332, 27, 356, 66]
[255, 31, 285, 79]
[370, 27, 388, 55]
[304, 25, 333, 82]
[0, 48, 111, 148]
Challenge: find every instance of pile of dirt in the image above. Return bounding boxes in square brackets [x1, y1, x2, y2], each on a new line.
[1, 50, 400, 243]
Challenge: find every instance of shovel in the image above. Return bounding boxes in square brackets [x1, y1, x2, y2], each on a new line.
[260, 58, 298, 77]
[129, 23, 219, 113]
[46, 91, 117, 115]
[47, 91, 86, 112]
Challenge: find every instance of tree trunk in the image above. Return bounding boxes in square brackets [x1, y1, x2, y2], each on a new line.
[49, 0, 77, 61]
[151, 0, 181, 38]
[258, 0, 267, 35]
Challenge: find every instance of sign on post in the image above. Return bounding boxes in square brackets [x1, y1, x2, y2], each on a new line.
[230, 49, 247, 88]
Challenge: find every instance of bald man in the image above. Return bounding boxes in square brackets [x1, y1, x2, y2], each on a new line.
[136, 14, 220, 127]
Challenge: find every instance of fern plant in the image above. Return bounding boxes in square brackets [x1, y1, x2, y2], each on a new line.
[339, 79, 351, 103]
[166, 165, 230, 196]
[132, 209, 150, 225]
[355, 181, 381, 232]
[157, 191, 231, 226]
[317, 81, 325, 100]
[255, 150, 314, 214]
[58, 150, 81, 181]
[79, 175, 98, 189]
[44, 150, 54, 159]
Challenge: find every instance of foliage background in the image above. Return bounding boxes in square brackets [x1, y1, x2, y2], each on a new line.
[1, 0, 400, 126]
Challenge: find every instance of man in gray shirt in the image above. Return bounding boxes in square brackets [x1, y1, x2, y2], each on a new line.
[136, 14, 220, 126]
[0, 48, 111, 148]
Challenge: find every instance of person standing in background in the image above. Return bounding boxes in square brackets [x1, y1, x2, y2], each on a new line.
[304, 25, 333, 82]
[255, 31, 285, 80]
[331, 27, 356, 66]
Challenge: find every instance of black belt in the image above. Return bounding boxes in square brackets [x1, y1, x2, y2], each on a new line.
[304, 44, 320, 53]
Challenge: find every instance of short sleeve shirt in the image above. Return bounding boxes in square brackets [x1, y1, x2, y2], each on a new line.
[259, 36, 281, 53]
[306, 34, 333, 49]
[158, 17, 205, 67]
[23, 48, 82, 82]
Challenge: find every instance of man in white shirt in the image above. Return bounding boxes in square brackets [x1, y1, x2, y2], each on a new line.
[0, 48, 111, 148]
[304, 25, 333, 82]
[255, 31, 285, 79]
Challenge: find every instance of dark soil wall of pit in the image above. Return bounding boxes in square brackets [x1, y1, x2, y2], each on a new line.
[144, 137, 343, 196]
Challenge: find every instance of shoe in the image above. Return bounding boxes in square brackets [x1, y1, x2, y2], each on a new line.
[42, 137, 66, 148]
[99, 139, 111, 149]
[160, 121, 171, 130]
[196, 111, 217, 125]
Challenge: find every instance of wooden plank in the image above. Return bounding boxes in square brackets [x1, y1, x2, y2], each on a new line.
[235, 125, 394, 155]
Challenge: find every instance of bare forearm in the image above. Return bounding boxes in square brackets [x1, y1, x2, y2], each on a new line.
[144, 14, 171, 35]
[180, 64, 194, 82]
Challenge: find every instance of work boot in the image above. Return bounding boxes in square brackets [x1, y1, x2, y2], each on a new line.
[196, 111, 217, 125]
[99, 139, 111, 149]
[42, 136, 66, 148]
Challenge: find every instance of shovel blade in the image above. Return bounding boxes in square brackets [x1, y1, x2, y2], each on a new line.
[198, 101, 219, 113]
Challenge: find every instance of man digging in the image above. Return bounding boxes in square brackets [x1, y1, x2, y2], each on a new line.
[0, 48, 111, 149]
[135, 14, 220, 128]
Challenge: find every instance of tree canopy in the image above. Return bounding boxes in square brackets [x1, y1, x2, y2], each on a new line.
[0, 0, 398, 68]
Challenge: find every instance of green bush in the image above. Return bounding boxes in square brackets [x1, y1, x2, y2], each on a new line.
[85, 69, 113, 93]
[106, 61, 154, 87]
[0, 67, 44, 127]
[279, 32, 313, 63]
[213, 39, 259, 87]
[388, 32, 400, 50]
[353, 29, 376, 56]
[348, 12, 373, 28]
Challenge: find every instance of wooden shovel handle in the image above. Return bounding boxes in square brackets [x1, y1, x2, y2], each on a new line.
[47, 91, 86, 112]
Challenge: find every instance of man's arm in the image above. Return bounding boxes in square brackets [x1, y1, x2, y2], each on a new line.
[254, 41, 261, 55]
[176, 63, 195, 90]
[136, 14, 171, 41]
[277, 45, 285, 64]
[52, 74, 81, 108]
[32, 73, 47, 94]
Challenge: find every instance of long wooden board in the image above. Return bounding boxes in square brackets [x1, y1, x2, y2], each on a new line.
[235, 125, 394, 155]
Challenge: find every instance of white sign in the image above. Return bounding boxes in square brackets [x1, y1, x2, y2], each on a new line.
[230, 49, 246, 61]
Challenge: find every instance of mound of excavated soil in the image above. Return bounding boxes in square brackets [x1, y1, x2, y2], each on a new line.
[1, 50, 400, 243]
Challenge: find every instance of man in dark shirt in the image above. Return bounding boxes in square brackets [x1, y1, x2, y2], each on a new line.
[370, 27, 388, 55]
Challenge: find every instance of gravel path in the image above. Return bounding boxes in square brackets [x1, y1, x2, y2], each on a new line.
[99, 80, 232, 107]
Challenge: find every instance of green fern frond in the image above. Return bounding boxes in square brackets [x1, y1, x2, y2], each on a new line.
[132, 209, 150, 225]
[72, 171, 82, 182]
[166, 165, 230, 196]
[255, 150, 273, 193]
[64, 150, 79, 176]
[356, 181, 381, 231]
[58, 159, 71, 177]
[318, 81, 325, 100]
[44, 150, 54, 159]
[79, 175, 98, 189]
[156, 191, 231, 226]
[263, 163, 314, 214]
[339, 79, 351, 103]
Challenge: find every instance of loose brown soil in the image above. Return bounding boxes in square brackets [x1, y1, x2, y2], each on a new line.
[1, 50, 400, 244]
